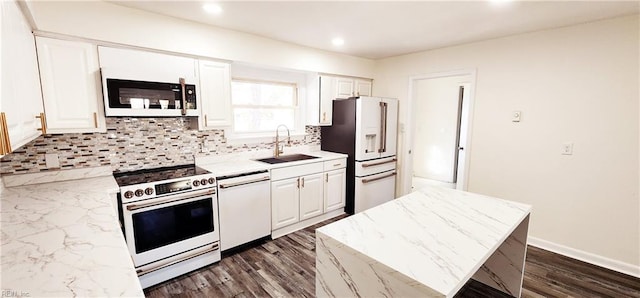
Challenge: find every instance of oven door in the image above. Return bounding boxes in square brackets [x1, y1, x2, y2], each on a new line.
[122, 188, 219, 267]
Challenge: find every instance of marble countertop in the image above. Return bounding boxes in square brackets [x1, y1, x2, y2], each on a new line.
[316, 185, 532, 297]
[1, 175, 144, 297]
[196, 149, 348, 177]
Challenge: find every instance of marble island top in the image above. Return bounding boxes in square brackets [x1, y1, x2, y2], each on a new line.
[1, 175, 144, 297]
[316, 186, 532, 297]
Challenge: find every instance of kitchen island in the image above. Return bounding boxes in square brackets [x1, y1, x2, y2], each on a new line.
[316, 185, 531, 298]
[1, 169, 144, 297]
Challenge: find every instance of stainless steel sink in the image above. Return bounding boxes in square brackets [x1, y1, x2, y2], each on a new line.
[255, 154, 320, 164]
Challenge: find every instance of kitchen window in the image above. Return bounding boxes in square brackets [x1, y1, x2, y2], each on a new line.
[230, 79, 298, 135]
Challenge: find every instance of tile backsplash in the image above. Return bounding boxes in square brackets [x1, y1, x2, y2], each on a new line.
[0, 117, 321, 175]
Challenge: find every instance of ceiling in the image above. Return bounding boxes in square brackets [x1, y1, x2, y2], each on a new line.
[111, 1, 639, 59]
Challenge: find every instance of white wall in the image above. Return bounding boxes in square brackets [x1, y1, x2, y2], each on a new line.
[25, 1, 374, 79]
[375, 15, 640, 271]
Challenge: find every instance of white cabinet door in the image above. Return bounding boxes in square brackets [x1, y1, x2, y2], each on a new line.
[318, 76, 334, 125]
[335, 77, 354, 98]
[299, 173, 324, 220]
[1, 0, 44, 154]
[355, 79, 372, 97]
[36, 37, 105, 133]
[271, 178, 300, 230]
[324, 168, 346, 212]
[198, 60, 231, 129]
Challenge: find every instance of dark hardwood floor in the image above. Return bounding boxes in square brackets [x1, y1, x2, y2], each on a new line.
[145, 215, 640, 298]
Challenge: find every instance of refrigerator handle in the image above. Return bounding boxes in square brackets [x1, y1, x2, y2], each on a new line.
[378, 102, 388, 153]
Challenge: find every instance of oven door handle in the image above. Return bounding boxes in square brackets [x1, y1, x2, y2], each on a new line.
[126, 188, 215, 211]
[218, 176, 270, 189]
[136, 243, 219, 276]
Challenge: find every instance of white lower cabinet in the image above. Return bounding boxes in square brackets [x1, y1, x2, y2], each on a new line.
[271, 178, 300, 230]
[299, 173, 324, 220]
[324, 168, 346, 212]
[270, 158, 346, 235]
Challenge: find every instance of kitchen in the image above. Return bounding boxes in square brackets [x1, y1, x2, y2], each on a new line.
[1, 1, 639, 297]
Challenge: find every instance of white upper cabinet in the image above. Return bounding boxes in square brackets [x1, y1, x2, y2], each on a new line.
[1, 0, 44, 155]
[97, 46, 197, 83]
[335, 77, 354, 99]
[354, 79, 372, 97]
[307, 75, 373, 126]
[197, 60, 231, 129]
[36, 37, 106, 133]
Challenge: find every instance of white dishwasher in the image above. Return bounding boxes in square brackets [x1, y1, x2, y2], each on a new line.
[217, 170, 271, 251]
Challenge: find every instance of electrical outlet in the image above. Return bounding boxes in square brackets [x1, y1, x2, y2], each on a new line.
[45, 153, 60, 168]
[561, 142, 573, 155]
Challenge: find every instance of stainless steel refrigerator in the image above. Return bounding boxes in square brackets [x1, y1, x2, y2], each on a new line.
[321, 96, 398, 214]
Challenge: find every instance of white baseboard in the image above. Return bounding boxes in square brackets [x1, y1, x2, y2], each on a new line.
[527, 236, 640, 279]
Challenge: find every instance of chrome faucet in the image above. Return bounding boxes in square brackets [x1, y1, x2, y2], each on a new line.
[274, 124, 291, 157]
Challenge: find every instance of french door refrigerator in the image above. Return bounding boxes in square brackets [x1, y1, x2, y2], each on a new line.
[321, 96, 398, 214]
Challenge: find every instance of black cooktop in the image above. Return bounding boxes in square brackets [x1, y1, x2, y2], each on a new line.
[113, 164, 211, 187]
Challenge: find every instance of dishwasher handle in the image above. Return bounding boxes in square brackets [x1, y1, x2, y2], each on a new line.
[218, 175, 270, 189]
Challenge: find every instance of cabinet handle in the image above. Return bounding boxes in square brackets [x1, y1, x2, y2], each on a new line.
[325, 173, 328, 183]
[322, 112, 326, 122]
[0, 112, 12, 154]
[204, 114, 208, 127]
[301, 177, 305, 188]
[296, 177, 300, 189]
[93, 112, 98, 128]
[36, 112, 47, 135]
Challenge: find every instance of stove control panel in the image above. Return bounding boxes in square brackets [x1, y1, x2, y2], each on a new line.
[120, 174, 217, 203]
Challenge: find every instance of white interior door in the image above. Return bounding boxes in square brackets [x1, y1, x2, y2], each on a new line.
[410, 73, 473, 191]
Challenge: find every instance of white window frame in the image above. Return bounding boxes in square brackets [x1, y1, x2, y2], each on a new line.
[227, 78, 305, 142]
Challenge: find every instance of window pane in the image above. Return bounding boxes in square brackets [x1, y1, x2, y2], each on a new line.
[233, 108, 295, 132]
[231, 81, 295, 106]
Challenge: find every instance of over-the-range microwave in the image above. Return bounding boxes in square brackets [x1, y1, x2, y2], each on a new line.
[101, 68, 199, 117]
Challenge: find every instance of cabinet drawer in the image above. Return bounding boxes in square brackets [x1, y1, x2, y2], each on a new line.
[271, 162, 323, 181]
[355, 157, 396, 177]
[324, 158, 346, 171]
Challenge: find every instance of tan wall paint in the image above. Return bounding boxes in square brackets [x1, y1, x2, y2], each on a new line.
[374, 15, 640, 267]
[26, 1, 374, 78]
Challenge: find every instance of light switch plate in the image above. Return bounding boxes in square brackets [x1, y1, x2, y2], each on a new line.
[512, 111, 522, 122]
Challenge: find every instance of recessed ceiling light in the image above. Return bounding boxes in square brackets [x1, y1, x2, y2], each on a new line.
[332, 38, 345, 46]
[203, 3, 223, 15]
[489, 0, 512, 6]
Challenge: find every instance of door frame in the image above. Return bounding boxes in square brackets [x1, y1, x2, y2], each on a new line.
[402, 69, 477, 194]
